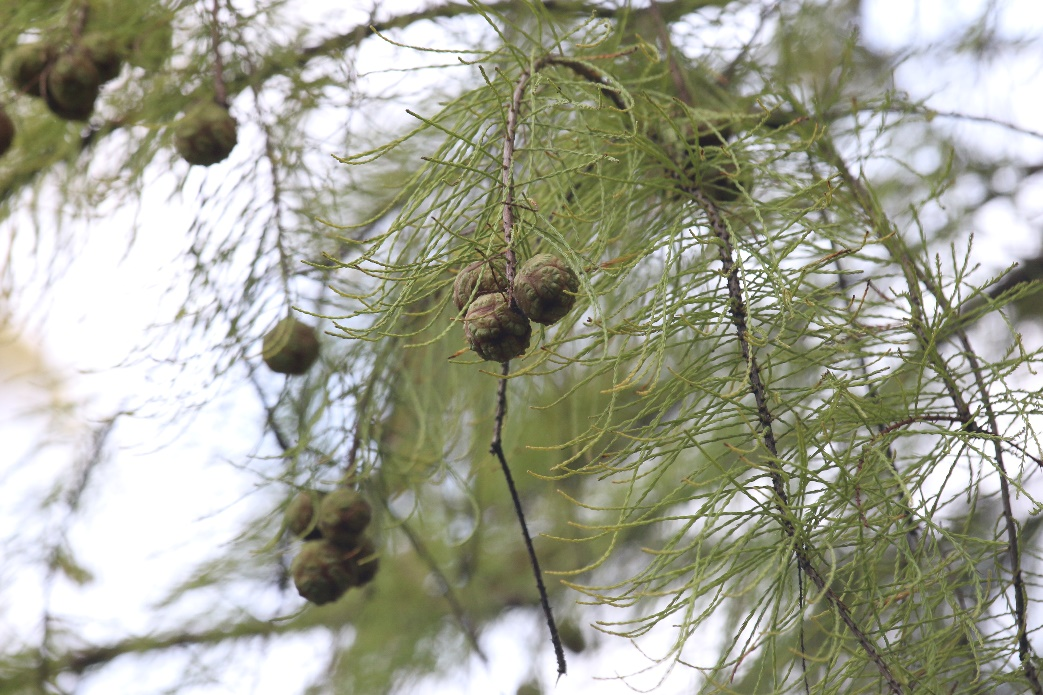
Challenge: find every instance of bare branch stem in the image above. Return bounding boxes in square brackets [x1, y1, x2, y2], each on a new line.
[210, 0, 228, 107]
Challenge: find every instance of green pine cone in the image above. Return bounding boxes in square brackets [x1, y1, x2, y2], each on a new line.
[262, 317, 320, 375]
[453, 255, 508, 311]
[317, 488, 373, 547]
[512, 254, 579, 326]
[0, 107, 14, 158]
[45, 47, 101, 121]
[285, 489, 326, 539]
[2, 42, 54, 97]
[82, 33, 124, 83]
[352, 536, 380, 586]
[174, 101, 238, 166]
[290, 540, 359, 605]
[463, 292, 532, 362]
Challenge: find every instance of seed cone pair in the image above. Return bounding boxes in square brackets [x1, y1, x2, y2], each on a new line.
[285, 488, 379, 605]
[262, 317, 320, 375]
[455, 253, 579, 362]
[174, 100, 238, 166]
[290, 537, 379, 605]
[2, 37, 125, 122]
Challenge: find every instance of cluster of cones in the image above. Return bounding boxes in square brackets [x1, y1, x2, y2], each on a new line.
[454, 252, 580, 362]
[285, 488, 379, 605]
[0, 7, 237, 167]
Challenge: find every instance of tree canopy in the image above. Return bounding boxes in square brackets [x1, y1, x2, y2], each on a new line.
[3, 1, 1043, 694]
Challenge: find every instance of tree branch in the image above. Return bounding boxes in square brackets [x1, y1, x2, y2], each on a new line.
[693, 189, 906, 694]
[814, 128, 1042, 695]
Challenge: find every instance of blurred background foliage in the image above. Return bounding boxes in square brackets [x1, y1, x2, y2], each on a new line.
[2, 1, 1043, 694]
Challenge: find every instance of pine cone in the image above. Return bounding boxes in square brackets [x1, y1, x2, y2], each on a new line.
[453, 255, 508, 311]
[2, 42, 54, 97]
[285, 489, 325, 540]
[557, 619, 587, 653]
[174, 100, 238, 166]
[352, 536, 380, 586]
[262, 317, 320, 375]
[290, 540, 359, 605]
[317, 488, 372, 547]
[45, 47, 100, 121]
[512, 254, 579, 326]
[82, 34, 124, 83]
[463, 292, 532, 362]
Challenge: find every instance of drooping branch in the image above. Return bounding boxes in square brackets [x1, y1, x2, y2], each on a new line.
[693, 189, 907, 694]
[494, 53, 562, 677]
[815, 138, 1043, 695]
[490, 43, 640, 676]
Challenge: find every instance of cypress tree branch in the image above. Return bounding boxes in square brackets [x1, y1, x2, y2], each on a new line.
[396, 520, 489, 663]
[814, 130, 1043, 695]
[489, 44, 640, 675]
[693, 189, 907, 694]
[494, 53, 567, 676]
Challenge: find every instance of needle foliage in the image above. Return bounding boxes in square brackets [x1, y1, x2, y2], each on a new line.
[2, 2, 1043, 694]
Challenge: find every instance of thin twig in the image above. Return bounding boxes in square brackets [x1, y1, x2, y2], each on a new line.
[914, 260, 1042, 693]
[490, 420, 567, 677]
[496, 56, 568, 676]
[71, 0, 89, 38]
[210, 0, 228, 107]
[397, 520, 489, 662]
[693, 189, 906, 694]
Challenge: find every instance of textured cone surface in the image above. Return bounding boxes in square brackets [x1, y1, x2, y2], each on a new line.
[174, 101, 238, 166]
[3, 42, 53, 97]
[262, 317, 319, 375]
[352, 536, 380, 586]
[82, 34, 124, 83]
[45, 48, 101, 121]
[290, 540, 358, 605]
[317, 488, 372, 547]
[285, 490, 326, 539]
[463, 292, 532, 362]
[512, 254, 579, 325]
[0, 108, 13, 158]
[452, 255, 508, 311]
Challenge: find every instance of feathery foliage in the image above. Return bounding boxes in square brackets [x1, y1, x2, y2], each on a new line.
[2, 1, 1043, 694]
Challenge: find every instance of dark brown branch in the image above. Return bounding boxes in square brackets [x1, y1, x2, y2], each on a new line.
[490, 419, 566, 677]
[694, 189, 906, 694]
[494, 54, 570, 676]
